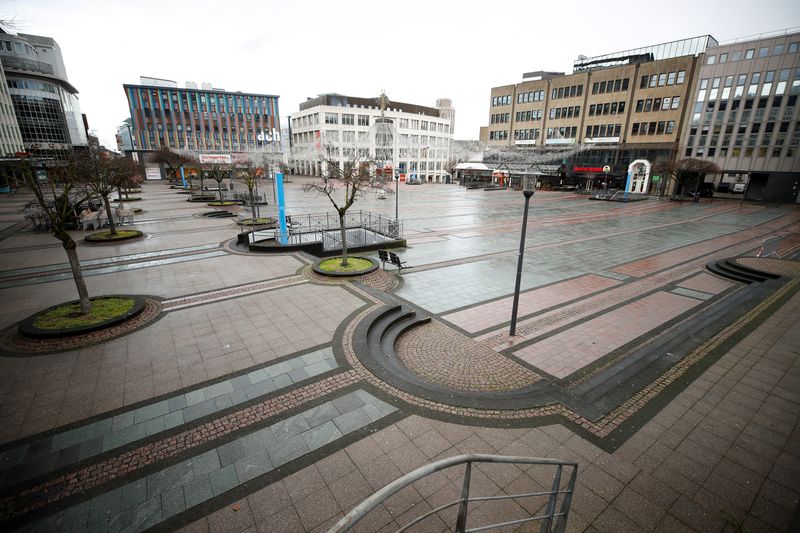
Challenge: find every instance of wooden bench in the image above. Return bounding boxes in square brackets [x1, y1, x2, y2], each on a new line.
[378, 250, 409, 272]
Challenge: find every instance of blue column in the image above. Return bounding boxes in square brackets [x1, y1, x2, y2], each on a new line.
[180, 166, 188, 188]
[276, 172, 288, 245]
[624, 169, 632, 201]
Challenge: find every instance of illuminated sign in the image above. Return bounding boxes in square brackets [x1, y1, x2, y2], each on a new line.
[573, 166, 605, 172]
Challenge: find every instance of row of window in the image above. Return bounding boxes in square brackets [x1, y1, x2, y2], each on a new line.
[638, 70, 687, 89]
[515, 109, 544, 121]
[588, 101, 626, 116]
[546, 126, 578, 139]
[490, 113, 510, 124]
[492, 95, 512, 107]
[690, 146, 797, 159]
[517, 90, 546, 104]
[707, 42, 799, 65]
[489, 130, 509, 140]
[513, 128, 540, 140]
[551, 85, 584, 100]
[697, 69, 799, 102]
[0, 40, 37, 55]
[631, 121, 676, 135]
[549, 106, 581, 120]
[6, 79, 58, 94]
[634, 96, 681, 113]
[585, 124, 622, 139]
[139, 91, 272, 115]
[591, 78, 630, 95]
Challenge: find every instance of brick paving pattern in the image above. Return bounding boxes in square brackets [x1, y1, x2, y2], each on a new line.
[395, 320, 540, 392]
[0, 181, 798, 533]
[514, 291, 701, 378]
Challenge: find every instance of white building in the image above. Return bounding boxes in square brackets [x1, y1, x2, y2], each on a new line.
[0, 57, 23, 156]
[290, 93, 455, 183]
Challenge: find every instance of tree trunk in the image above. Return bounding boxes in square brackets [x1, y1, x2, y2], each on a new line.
[339, 212, 348, 266]
[116, 187, 125, 209]
[62, 237, 91, 314]
[217, 181, 224, 201]
[102, 194, 117, 236]
[249, 187, 257, 223]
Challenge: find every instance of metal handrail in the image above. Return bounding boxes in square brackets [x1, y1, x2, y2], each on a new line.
[328, 454, 578, 533]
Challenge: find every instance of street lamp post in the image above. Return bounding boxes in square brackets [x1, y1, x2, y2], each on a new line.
[509, 176, 537, 337]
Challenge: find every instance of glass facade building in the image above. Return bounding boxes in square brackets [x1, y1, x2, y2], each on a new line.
[574, 35, 717, 72]
[0, 31, 86, 154]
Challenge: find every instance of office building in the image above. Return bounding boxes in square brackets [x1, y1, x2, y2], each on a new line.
[0, 30, 86, 155]
[290, 93, 454, 183]
[679, 30, 800, 202]
[123, 77, 282, 156]
[481, 36, 715, 188]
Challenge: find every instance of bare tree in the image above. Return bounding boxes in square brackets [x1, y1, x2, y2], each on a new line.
[234, 159, 263, 223]
[303, 148, 372, 266]
[151, 147, 193, 185]
[654, 158, 721, 199]
[1, 158, 93, 313]
[202, 162, 233, 201]
[73, 145, 139, 236]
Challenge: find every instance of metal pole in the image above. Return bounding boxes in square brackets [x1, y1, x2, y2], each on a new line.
[509, 190, 534, 337]
[395, 174, 399, 221]
[455, 461, 472, 533]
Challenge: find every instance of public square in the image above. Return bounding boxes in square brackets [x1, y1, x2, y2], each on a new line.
[0, 179, 798, 533]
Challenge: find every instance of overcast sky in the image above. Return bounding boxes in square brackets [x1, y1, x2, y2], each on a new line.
[3, 0, 799, 149]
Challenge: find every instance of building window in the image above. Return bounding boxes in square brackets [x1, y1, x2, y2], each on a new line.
[341, 113, 354, 125]
[719, 53, 728, 63]
[677, 71, 686, 84]
[758, 47, 769, 58]
[325, 113, 338, 124]
[789, 42, 799, 53]
[745, 49, 755, 59]
[357, 115, 369, 126]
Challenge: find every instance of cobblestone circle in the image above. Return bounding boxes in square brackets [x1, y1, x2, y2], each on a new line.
[395, 320, 540, 392]
[303, 264, 400, 292]
[735, 257, 800, 277]
[0, 298, 163, 355]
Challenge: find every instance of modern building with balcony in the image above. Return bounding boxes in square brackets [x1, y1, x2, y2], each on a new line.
[122, 77, 282, 158]
[289, 93, 454, 183]
[678, 30, 800, 202]
[0, 30, 86, 156]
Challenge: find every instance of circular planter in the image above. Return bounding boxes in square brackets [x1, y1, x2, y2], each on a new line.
[207, 201, 243, 207]
[114, 197, 141, 202]
[18, 295, 146, 338]
[312, 256, 379, 277]
[85, 230, 144, 243]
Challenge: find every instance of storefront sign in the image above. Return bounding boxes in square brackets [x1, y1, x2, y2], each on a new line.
[145, 166, 161, 180]
[584, 137, 620, 144]
[573, 166, 605, 172]
[199, 154, 232, 164]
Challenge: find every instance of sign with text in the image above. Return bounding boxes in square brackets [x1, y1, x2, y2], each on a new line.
[199, 154, 232, 164]
[145, 166, 162, 180]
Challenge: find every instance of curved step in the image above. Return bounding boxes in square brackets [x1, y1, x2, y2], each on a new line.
[705, 262, 753, 284]
[723, 259, 781, 280]
[717, 259, 770, 282]
[713, 262, 766, 283]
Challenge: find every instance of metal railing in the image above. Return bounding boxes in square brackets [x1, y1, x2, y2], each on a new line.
[272, 210, 402, 247]
[329, 454, 578, 533]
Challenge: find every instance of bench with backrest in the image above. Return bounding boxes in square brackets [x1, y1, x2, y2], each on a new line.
[378, 250, 409, 272]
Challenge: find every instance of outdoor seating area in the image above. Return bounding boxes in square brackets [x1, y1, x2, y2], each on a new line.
[79, 206, 136, 231]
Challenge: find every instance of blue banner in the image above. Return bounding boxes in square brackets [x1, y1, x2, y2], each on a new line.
[180, 166, 188, 188]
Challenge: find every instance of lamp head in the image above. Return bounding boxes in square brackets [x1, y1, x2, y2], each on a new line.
[523, 176, 537, 194]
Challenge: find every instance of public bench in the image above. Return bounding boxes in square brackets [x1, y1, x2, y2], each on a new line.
[378, 250, 409, 272]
